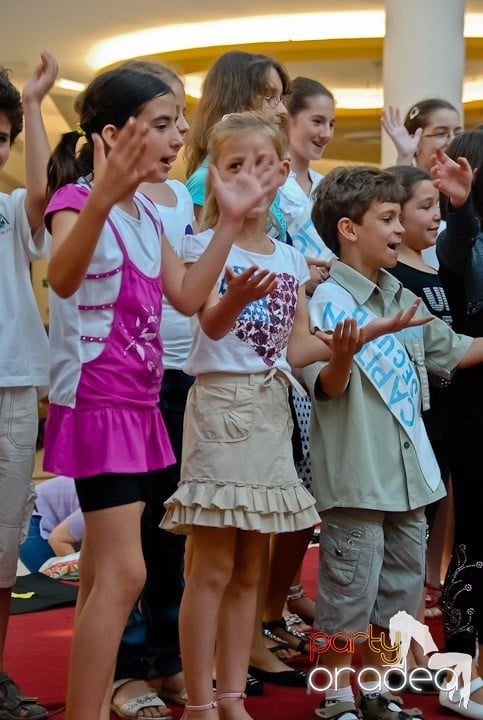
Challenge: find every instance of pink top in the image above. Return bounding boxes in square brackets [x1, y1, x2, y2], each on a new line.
[43, 184, 175, 478]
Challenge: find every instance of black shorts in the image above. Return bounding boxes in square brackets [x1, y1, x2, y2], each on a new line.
[74, 471, 158, 512]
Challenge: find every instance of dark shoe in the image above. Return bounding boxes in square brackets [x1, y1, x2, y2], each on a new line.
[385, 667, 439, 695]
[245, 674, 264, 697]
[247, 665, 307, 687]
[213, 674, 264, 697]
[357, 692, 423, 719]
[0, 673, 48, 720]
[315, 700, 362, 719]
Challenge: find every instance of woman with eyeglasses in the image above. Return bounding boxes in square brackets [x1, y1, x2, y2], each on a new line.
[184, 50, 290, 240]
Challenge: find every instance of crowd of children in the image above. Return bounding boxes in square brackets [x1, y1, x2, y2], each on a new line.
[1, 45, 482, 720]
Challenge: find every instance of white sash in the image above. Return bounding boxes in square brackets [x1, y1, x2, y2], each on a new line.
[309, 280, 442, 491]
[287, 205, 335, 261]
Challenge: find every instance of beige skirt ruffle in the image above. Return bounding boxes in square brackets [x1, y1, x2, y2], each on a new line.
[161, 370, 319, 535]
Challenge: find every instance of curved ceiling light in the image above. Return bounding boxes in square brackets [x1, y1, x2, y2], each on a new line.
[85, 11, 385, 69]
[85, 11, 483, 70]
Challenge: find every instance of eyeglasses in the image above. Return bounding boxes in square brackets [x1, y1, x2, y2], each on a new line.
[259, 95, 285, 109]
[421, 129, 462, 144]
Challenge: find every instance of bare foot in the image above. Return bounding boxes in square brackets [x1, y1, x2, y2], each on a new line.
[112, 679, 172, 719]
[250, 644, 300, 673]
[150, 672, 187, 705]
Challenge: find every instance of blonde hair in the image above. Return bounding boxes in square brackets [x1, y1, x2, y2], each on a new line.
[199, 111, 288, 231]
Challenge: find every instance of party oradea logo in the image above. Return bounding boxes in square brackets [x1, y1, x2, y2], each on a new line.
[308, 610, 472, 708]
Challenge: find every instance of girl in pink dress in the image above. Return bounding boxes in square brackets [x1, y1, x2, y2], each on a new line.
[43, 67, 283, 720]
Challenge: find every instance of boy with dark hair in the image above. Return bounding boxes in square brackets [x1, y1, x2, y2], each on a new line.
[303, 165, 483, 720]
[0, 51, 57, 719]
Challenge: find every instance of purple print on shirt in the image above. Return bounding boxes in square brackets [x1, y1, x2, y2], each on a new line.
[221, 267, 298, 366]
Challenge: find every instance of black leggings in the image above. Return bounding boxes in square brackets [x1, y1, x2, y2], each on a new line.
[441, 425, 483, 657]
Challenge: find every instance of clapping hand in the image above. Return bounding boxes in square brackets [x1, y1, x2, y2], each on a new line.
[22, 50, 58, 104]
[430, 147, 473, 208]
[381, 106, 422, 163]
[209, 149, 283, 225]
[224, 265, 278, 304]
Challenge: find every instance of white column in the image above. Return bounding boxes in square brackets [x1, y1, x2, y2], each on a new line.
[381, 0, 465, 166]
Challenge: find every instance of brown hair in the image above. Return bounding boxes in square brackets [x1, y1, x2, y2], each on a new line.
[404, 98, 459, 135]
[311, 165, 405, 257]
[0, 67, 23, 143]
[185, 50, 290, 178]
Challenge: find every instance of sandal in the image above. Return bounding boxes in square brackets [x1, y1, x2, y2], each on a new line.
[263, 618, 310, 654]
[315, 700, 362, 719]
[283, 611, 313, 637]
[262, 625, 300, 659]
[111, 679, 172, 719]
[356, 692, 423, 720]
[0, 673, 47, 720]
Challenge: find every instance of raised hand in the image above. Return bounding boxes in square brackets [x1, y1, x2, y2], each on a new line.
[22, 50, 58, 104]
[224, 265, 278, 305]
[381, 106, 422, 163]
[91, 117, 158, 207]
[366, 297, 433, 342]
[430, 147, 473, 208]
[209, 149, 282, 223]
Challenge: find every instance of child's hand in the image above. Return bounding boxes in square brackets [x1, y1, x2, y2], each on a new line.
[430, 147, 473, 209]
[210, 149, 281, 223]
[22, 50, 58, 104]
[91, 117, 157, 207]
[381, 106, 422, 161]
[314, 318, 366, 356]
[365, 298, 433, 342]
[224, 265, 278, 304]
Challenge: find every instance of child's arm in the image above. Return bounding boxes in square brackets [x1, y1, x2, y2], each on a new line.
[198, 265, 278, 340]
[22, 51, 58, 233]
[381, 105, 422, 166]
[162, 150, 283, 316]
[457, 337, 483, 368]
[48, 518, 78, 557]
[288, 294, 431, 368]
[48, 119, 160, 297]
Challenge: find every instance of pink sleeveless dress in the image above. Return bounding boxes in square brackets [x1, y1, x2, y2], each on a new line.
[43, 186, 175, 478]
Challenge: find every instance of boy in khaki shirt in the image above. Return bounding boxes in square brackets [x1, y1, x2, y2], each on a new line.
[303, 165, 483, 720]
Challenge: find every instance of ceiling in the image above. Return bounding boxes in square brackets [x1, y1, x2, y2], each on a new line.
[2, 0, 483, 192]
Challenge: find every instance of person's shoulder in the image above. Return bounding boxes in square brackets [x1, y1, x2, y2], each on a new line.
[46, 183, 88, 213]
[0, 187, 26, 215]
[166, 178, 192, 201]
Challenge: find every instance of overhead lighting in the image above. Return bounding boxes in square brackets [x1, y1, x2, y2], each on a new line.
[86, 11, 386, 69]
[55, 78, 86, 92]
[86, 11, 483, 71]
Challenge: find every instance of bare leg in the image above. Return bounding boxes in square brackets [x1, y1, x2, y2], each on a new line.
[216, 531, 269, 720]
[249, 540, 300, 673]
[65, 502, 146, 720]
[179, 526, 237, 720]
[263, 528, 314, 652]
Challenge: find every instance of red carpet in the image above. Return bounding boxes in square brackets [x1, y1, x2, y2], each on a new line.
[7, 546, 450, 719]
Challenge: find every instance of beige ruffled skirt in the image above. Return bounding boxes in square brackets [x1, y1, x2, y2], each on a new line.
[161, 370, 319, 535]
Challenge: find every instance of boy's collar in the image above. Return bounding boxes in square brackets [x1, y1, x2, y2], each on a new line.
[330, 259, 402, 305]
